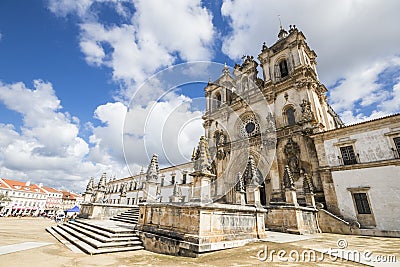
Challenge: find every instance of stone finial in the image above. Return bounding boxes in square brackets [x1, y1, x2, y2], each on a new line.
[85, 177, 94, 194]
[303, 172, 314, 194]
[98, 172, 107, 192]
[146, 154, 160, 182]
[172, 182, 182, 197]
[192, 136, 212, 173]
[243, 155, 260, 186]
[235, 172, 245, 193]
[283, 165, 295, 190]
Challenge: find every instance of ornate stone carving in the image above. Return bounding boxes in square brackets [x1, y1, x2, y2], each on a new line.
[284, 137, 300, 178]
[237, 113, 260, 138]
[146, 154, 160, 182]
[235, 172, 245, 193]
[97, 173, 107, 192]
[243, 156, 260, 186]
[192, 136, 212, 173]
[85, 177, 94, 194]
[283, 165, 295, 190]
[302, 172, 314, 194]
[300, 99, 315, 123]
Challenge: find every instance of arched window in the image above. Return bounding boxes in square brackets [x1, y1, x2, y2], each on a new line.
[286, 107, 296, 126]
[279, 59, 289, 78]
[215, 92, 222, 109]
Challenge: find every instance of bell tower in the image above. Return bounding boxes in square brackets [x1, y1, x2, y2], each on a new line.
[257, 25, 344, 204]
[202, 25, 344, 207]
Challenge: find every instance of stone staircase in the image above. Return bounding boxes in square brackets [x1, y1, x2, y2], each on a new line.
[110, 206, 140, 224]
[46, 207, 143, 255]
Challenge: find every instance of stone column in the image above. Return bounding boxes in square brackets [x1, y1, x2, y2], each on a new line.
[285, 188, 298, 206]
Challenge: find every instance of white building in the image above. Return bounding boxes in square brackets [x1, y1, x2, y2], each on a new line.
[0, 178, 47, 216]
[312, 114, 400, 234]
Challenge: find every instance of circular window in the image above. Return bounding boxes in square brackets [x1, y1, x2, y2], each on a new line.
[245, 122, 255, 133]
[237, 114, 260, 138]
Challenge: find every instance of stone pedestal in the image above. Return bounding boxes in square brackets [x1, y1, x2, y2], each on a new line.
[169, 195, 185, 203]
[246, 185, 261, 206]
[94, 191, 105, 203]
[190, 171, 215, 203]
[235, 191, 246, 205]
[305, 192, 316, 208]
[144, 182, 159, 203]
[285, 189, 298, 206]
[83, 192, 92, 203]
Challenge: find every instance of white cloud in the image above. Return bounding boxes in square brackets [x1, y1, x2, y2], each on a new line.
[221, 0, 400, 124]
[328, 56, 400, 124]
[47, 1, 214, 177]
[0, 80, 128, 192]
[47, 0, 95, 18]
[221, 0, 400, 86]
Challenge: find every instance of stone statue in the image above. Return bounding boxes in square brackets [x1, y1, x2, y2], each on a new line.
[300, 99, 315, 122]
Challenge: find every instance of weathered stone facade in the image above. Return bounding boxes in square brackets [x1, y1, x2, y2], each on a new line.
[81, 25, 400, 256]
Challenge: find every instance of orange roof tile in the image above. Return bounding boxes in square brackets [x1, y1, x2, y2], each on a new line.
[0, 178, 46, 194]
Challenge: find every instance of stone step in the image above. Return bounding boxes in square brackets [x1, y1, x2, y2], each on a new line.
[51, 226, 143, 255]
[46, 227, 84, 253]
[119, 213, 139, 217]
[75, 219, 135, 234]
[110, 217, 139, 224]
[113, 215, 139, 221]
[66, 222, 140, 243]
[70, 221, 136, 238]
[58, 224, 142, 249]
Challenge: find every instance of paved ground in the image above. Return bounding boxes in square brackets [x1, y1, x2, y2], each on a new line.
[0, 217, 399, 267]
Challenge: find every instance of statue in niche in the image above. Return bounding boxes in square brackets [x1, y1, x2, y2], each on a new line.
[284, 137, 300, 179]
[265, 113, 276, 133]
[214, 130, 228, 160]
[300, 99, 315, 122]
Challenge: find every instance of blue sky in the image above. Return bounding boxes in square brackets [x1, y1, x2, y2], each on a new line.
[0, 0, 399, 192]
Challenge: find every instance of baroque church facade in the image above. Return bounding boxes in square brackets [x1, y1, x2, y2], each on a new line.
[83, 25, 400, 245]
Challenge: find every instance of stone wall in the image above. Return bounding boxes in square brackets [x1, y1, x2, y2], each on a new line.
[137, 203, 268, 257]
[266, 205, 320, 234]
